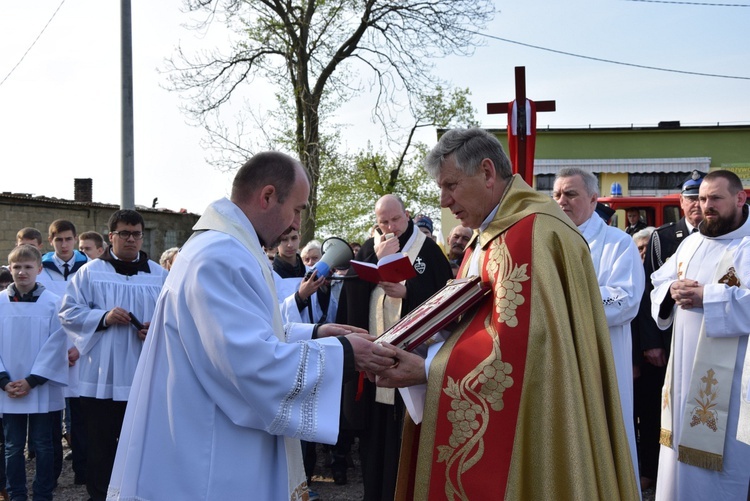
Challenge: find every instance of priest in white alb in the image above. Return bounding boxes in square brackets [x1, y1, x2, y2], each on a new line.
[651, 170, 750, 500]
[106, 151, 397, 501]
[553, 168, 645, 490]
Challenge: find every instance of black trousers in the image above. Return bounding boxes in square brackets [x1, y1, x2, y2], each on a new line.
[359, 389, 404, 501]
[68, 397, 88, 482]
[80, 397, 127, 501]
[634, 362, 667, 480]
[51, 410, 62, 483]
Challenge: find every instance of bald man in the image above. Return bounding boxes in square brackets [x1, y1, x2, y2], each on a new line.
[337, 194, 452, 501]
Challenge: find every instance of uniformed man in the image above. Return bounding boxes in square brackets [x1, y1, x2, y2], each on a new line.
[633, 170, 705, 491]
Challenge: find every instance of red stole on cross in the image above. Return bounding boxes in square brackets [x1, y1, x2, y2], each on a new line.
[419, 216, 534, 499]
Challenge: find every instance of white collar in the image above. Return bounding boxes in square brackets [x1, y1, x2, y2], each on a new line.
[53, 253, 76, 269]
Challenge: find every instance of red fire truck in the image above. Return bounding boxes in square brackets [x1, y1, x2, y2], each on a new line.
[600, 190, 750, 230]
[598, 194, 682, 229]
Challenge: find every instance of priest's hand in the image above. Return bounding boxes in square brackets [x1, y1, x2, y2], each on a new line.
[318, 323, 368, 338]
[374, 344, 427, 388]
[346, 334, 398, 374]
[375, 232, 399, 260]
[378, 281, 406, 299]
[669, 279, 704, 309]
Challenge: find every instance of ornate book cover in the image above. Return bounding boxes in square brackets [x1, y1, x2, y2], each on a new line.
[375, 276, 491, 352]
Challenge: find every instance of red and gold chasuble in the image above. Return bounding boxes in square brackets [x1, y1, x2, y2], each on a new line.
[396, 175, 638, 501]
[423, 216, 533, 500]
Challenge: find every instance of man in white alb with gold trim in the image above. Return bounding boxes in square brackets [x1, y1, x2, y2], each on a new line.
[107, 152, 397, 501]
[651, 170, 750, 500]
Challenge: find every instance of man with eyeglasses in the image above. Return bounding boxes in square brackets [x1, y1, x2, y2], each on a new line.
[59, 210, 167, 501]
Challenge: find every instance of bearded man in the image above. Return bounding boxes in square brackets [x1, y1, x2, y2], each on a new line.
[651, 169, 750, 500]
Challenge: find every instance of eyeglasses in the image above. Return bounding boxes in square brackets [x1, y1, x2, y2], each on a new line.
[111, 231, 144, 240]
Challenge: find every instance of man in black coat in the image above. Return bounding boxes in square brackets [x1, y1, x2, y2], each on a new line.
[336, 194, 452, 501]
[634, 170, 704, 491]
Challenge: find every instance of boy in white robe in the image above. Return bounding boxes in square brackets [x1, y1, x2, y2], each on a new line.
[59, 210, 167, 501]
[0, 245, 68, 501]
[37, 219, 89, 486]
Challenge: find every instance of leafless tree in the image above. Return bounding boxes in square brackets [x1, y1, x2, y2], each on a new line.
[167, 0, 494, 241]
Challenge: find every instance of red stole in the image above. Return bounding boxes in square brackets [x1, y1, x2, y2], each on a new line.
[425, 216, 533, 499]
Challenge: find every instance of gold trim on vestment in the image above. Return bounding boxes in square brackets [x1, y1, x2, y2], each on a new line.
[660, 428, 673, 448]
[678, 445, 724, 472]
[414, 307, 476, 501]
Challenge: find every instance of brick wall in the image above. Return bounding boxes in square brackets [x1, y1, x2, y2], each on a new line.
[0, 194, 200, 264]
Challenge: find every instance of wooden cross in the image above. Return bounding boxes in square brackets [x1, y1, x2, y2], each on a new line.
[487, 66, 556, 184]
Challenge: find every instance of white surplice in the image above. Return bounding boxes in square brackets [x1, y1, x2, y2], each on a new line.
[107, 198, 345, 501]
[37, 261, 81, 398]
[651, 219, 750, 500]
[59, 258, 167, 401]
[0, 290, 68, 414]
[580, 214, 645, 487]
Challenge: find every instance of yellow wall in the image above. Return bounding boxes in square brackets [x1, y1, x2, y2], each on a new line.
[600, 172, 629, 196]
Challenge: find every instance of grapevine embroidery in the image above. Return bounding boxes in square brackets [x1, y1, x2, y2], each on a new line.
[486, 236, 529, 327]
[436, 235, 522, 499]
[689, 368, 719, 431]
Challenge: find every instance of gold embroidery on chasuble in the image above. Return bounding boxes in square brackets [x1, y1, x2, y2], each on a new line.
[437, 235, 528, 498]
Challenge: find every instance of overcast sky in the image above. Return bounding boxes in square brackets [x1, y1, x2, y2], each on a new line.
[1, 0, 748, 214]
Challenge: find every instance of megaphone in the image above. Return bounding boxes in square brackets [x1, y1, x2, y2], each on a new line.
[306, 237, 354, 278]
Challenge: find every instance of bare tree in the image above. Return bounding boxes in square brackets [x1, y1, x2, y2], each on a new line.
[168, 0, 494, 241]
[315, 86, 478, 241]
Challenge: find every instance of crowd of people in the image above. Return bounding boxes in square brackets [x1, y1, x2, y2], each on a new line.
[0, 129, 749, 501]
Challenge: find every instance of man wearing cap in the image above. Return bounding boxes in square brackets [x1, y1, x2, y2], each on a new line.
[414, 215, 436, 241]
[634, 170, 705, 491]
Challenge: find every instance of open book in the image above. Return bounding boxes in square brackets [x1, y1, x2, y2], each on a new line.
[350, 253, 416, 283]
[375, 276, 491, 352]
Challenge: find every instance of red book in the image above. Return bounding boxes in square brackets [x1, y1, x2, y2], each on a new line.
[375, 276, 491, 352]
[350, 253, 417, 283]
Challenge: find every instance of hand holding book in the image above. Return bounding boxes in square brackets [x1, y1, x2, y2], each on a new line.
[350, 253, 416, 284]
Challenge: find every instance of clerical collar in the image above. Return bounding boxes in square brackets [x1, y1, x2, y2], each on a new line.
[479, 203, 500, 233]
[109, 249, 140, 263]
[100, 247, 151, 276]
[466, 204, 499, 277]
[577, 214, 596, 233]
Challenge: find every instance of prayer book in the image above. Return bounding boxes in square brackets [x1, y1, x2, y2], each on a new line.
[350, 253, 417, 283]
[375, 276, 491, 352]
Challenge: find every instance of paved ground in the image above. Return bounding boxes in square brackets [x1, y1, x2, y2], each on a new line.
[39, 440, 655, 501]
[41, 441, 364, 501]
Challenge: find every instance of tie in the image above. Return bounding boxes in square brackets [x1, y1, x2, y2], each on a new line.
[63, 263, 70, 280]
[692, 228, 698, 234]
